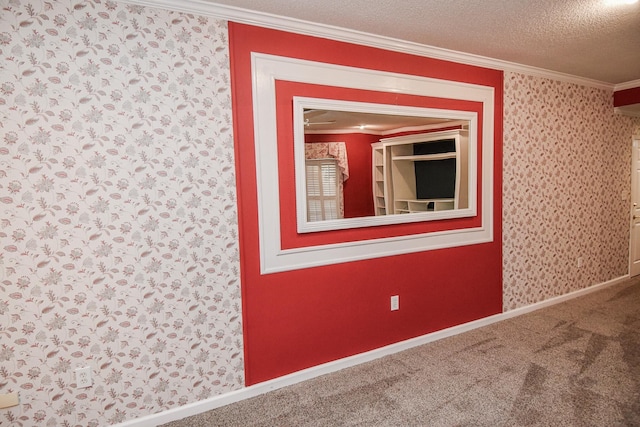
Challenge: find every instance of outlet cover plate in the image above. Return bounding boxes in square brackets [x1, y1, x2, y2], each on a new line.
[391, 295, 399, 311]
[76, 366, 92, 388]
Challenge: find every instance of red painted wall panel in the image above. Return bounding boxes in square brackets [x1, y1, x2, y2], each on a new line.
[229, 23, 504, 386]
[614, 86, 640, 107]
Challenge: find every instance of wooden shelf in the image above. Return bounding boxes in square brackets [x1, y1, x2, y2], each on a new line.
[395, 199, 455, 213]
[391, 152, 456, 162]
[371, 142, 388, 216]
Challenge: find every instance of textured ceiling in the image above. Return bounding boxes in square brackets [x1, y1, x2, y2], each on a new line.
[209, 0, 640, 85]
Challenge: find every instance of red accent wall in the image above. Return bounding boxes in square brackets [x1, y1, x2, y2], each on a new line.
[614, 86, 640, 107]
[229, 23, 504, 386]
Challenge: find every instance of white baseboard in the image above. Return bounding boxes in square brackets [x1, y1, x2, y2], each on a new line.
[115, 274, 631, 427]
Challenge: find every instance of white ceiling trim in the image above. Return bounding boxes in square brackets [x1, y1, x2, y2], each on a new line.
[615, 79, 640, 92]
[121, 0, 618, 91]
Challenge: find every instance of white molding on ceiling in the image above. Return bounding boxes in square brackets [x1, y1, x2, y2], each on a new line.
[615, 79, 640, 91]
[119, 0, 628, 91]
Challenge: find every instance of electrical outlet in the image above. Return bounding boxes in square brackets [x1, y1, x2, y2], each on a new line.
[390, 295, 399, 311]
[76, 366, 92, 388]
[577, 257, 583, 268]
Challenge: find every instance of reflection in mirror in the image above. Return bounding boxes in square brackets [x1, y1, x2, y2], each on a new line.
[293, 97, 478, 233]
[301, 107, 470, 223]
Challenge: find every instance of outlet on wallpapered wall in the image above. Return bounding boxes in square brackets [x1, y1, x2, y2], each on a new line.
[75, 366, 92, 389]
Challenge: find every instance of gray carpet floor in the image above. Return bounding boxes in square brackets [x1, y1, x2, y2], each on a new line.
[164, 277, 640, 426]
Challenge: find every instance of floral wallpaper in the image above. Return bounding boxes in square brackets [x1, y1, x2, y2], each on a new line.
[503, 72, 640, 310]
[0, 0, 243, 425]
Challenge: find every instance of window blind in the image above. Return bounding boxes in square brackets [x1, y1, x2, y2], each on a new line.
[305, 159, 340, 221]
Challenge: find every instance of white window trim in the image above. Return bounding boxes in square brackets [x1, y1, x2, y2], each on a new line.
[251, 53, 494, 274]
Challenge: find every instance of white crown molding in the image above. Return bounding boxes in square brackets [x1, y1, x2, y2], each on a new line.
[615, 79, 640, 92]
[120, 0, 625, 91]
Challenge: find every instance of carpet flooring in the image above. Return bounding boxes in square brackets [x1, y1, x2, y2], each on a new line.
[163, 278, 640, 426]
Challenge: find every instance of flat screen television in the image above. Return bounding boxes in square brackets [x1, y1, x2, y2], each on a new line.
[413, 138, 457, 200]
[415, 159, 456, 199]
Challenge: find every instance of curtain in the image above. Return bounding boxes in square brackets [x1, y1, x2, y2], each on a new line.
[304, 142, 349, 181]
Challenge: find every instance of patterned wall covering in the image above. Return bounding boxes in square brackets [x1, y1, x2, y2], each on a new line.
[503, 72, 640, 310]
[0, 1, 243, 425]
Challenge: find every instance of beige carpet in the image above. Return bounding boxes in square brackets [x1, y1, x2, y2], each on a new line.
[164, 277, 640, 426]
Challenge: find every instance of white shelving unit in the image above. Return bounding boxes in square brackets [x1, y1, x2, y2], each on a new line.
[372, 129, 468, 216]
[371, 142, 388, 216]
